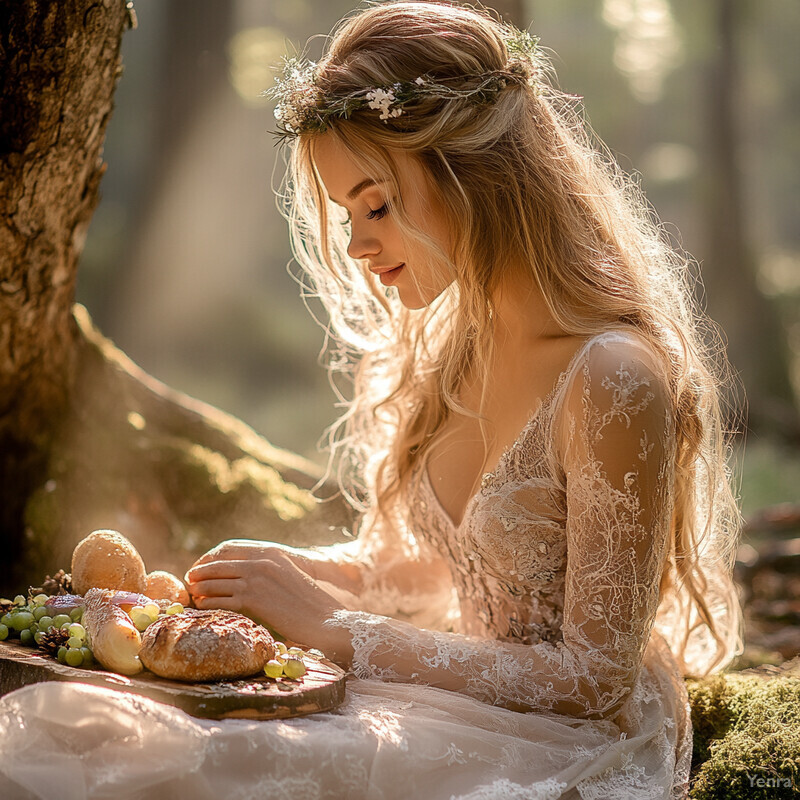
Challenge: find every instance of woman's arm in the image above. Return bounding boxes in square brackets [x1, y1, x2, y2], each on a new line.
[323, 337, 675, 719]
[189, 514, 456, 625]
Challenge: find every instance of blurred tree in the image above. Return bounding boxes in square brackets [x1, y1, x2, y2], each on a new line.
[489, 0, 526, 26]
[0, 0, 350, 597]
[101, 0, 235, 335]
[698, 0, 798, 437]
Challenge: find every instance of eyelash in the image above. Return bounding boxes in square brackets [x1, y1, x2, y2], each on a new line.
[339, 202, 390, 228]
[366, 203, 389, 221]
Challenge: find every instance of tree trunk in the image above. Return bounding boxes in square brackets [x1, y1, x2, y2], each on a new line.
[701, 0, 799, 437]
[490, 0, 526, 27]
[0, 1, 352, 597]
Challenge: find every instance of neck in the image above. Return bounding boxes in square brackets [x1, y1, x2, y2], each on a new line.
[489, 272, 568, 348]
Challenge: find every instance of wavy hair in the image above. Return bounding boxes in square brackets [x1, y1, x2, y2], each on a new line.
[276, 0, 744, 678]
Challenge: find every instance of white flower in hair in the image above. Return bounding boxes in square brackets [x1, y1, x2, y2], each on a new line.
[365, 87, 403, 121]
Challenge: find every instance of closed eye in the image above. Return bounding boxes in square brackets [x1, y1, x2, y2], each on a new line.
[366, 203, 389, 221]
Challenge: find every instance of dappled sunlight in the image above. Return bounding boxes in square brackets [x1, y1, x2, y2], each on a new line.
[229, 26, 289, 108]
[758, 250, 800, 297]
[356, 708, 406, 748]
[639, 142, 697, 183]
[602, 0, 683, 103]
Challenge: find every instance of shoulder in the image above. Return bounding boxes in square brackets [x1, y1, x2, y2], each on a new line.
[556, 328, 674, 437]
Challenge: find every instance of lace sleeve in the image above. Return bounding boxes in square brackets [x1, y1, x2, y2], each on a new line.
[324, 335, 676, 719]
[307, 506, 459, 629]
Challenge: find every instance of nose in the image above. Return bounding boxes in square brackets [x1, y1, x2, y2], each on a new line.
[346, 222, 381, 261]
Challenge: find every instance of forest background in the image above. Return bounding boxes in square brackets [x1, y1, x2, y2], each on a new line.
[76, 0, 800, 520]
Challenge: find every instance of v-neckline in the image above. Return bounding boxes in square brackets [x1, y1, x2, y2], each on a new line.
[422, 333, 595, 531]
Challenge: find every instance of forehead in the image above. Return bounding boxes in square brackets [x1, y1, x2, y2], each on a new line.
[310, 132, 428, 206]
[310, 133, 373, 203]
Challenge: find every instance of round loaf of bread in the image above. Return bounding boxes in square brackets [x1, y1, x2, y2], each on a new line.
[71, 529, 147, 595]
[139, 609, 275, 681]
[145, 570, 190, 606]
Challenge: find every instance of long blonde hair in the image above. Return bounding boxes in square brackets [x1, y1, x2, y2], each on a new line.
[278, 0, 743, 678]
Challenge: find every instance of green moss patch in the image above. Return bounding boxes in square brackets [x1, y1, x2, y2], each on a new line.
[687, 669, 800, 799]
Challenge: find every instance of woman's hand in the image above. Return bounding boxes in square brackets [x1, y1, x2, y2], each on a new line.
[190, 539, 321, 578]
[184, 549, 355, 668]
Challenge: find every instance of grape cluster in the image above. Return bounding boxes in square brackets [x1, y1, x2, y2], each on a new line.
[263, 641, 325, 681]
[127, 600, 184, 632]
[0, 593, 93, 667]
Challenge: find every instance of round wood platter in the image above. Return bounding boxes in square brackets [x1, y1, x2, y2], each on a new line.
[0, 638, 347, 720]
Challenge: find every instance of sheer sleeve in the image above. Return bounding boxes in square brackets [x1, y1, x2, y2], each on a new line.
[306, 505, 460, 630]
[324, 335, 676, 720]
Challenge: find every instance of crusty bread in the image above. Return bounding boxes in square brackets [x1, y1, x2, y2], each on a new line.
[139, 609, 275, 682]
[83, 588, 143, 675]
[71, 530, 147, 595]
[145, 570, 190, 606]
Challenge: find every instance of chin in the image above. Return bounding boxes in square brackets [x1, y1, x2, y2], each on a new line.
[399, 294, 427, 310]
[396, 283, 450, 310]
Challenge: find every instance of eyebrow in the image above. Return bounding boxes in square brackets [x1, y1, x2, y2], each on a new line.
[345, 177, 388, 201]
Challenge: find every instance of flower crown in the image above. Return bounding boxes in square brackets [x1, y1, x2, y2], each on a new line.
[267, 29, 540, 140]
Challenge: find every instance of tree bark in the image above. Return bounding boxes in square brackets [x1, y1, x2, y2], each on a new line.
[0, 1, 352, 596]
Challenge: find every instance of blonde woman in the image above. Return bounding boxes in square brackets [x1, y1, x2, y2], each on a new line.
[0, 2, 743, 798]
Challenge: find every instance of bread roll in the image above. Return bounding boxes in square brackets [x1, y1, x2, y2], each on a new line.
[83, 588, 143, 675]
[145, 570, 190, 606]
[139, 609, 275, 682]
[71, 530, 147, 595]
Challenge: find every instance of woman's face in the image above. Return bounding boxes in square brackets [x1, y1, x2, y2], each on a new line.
[311, 132, 454, 309]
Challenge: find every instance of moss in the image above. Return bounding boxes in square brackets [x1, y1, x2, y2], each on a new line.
[687, 671, 800, 799]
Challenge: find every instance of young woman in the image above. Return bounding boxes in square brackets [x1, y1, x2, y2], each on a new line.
[0, 3, 742, 798]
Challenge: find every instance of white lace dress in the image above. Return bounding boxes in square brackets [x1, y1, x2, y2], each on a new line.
[0, 330, 692, 800]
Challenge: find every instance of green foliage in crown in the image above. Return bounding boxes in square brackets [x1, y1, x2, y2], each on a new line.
[266, 28, 540, 140]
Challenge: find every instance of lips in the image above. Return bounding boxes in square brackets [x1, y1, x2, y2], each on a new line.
[372, 263, 405, 287]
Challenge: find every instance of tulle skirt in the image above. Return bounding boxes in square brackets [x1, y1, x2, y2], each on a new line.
[0, 633, 690, 800]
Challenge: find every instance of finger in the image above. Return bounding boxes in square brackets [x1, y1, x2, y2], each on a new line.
[194, 595, 243, 612]
[188, 578, 243, 599]
[185, 559, 250, 583]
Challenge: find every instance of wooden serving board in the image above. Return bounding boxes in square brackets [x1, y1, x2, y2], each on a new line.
[0, 638, 347, 720]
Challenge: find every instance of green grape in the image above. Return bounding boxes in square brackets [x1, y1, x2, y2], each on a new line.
[19, 628, 34, 646]
[80, 646, 93, 664]
[287, 646, 304, 656]
[143, 603, 160, 621]
[0, 624, 8, 641]
[34, 630, 45, 646]
[69, 607, 83, 622]
[0, 613, 12, 628]
[282, 657, 307, 679]
[57, 646, 68, 664]
[306, 648, 325, 660]
[13, 595, 25, 606]
[51, 614, 71, 628]
[33, 606, 48, 621]
[129, 611, 150, 632]
[65, 648, 83, 667]
[274, 641, 288, 655]
[129, 605, 145, 618]
[32, 594, 48, 607]
[38, 615, 53, 630]
[10, 612, 34, 632]
[165, 602, 184, 616]
[67, 636, 83, 649]
[264, 659, 284, 678]
[68, 623, 86, 642]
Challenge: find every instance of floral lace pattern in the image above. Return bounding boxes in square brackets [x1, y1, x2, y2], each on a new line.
[0, 329, 692, 800]
[324, 329, 692, 796]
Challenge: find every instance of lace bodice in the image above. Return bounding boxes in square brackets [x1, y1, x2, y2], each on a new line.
[321, 329, 677, 721]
